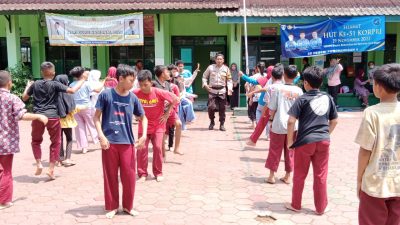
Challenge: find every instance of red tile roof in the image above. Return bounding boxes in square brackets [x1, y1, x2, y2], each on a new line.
[217, 0, 400, 17]
[0, 0, 239, 12]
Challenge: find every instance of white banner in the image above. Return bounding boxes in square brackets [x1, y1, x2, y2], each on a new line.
[45, 13, 144, 46]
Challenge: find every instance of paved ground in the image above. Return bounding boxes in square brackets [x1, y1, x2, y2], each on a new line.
[2, 111, 363, 225]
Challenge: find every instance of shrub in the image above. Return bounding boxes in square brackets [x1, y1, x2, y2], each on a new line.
[6, 63, 34, 111]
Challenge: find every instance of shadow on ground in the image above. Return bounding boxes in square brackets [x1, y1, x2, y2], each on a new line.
[65, 205, 105, 217]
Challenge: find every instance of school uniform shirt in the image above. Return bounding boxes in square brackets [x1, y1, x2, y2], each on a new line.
[355, 102, 400, 198]
[70, 81, 93, 107]
[0, 88, 27, 155]
[268, 83, 303, 134]
[27, 80, 69, 118]
[95, 89, 144, 145]
[133, 88, 175, 134]
[288, 90, 338, 148]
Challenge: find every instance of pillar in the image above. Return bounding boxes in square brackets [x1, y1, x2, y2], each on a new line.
[154, 14, 171, 66]
[6, 15, 21, 69]
[96, 46, 109, 78]
[81, 46, 93, 69]
[30, 15, 45, 78]
[228, 24, 241, 68]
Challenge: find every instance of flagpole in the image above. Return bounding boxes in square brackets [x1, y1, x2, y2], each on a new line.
[243, 0, 249, 75]
[241, 0, 249, 108]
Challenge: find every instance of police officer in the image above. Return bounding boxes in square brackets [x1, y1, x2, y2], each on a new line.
[285, 34, 297, 51]
[202, 53, 233, 131]
[297, 32, 310, 51]
[309, 31, 322, 49]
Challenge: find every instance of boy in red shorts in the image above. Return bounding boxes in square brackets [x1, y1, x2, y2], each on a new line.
[134, 70, 179, 182]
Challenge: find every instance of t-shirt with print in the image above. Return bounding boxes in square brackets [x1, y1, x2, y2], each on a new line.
[288, 90, 338, 148]
[133, 87, 175, 134]
[355, 102, 400, 198]
[70, 81, 93, 107]
[95, 88, 144, 145]
[268, 83, 303, 134]
[27, 80, 69, 118]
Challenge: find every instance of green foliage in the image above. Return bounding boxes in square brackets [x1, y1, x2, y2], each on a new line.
[6, 63, 34, 111]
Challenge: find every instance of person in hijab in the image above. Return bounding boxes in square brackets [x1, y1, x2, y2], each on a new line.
[55, 74, 77, 166]
[88, 70, 103, 113]
[104, 67, 118, 89]
[354, 68, 370, 107]
[230, 63, 239, 110]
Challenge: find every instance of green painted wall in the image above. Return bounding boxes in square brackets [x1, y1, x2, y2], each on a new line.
[0, 17, 6, 36]
[169, 13, 228, 36]
[155, 14, 172, 65]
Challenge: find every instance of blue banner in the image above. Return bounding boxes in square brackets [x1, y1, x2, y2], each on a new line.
[280, 16, 385, 58]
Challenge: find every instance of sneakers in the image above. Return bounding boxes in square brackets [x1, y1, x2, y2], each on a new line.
[137, 176, 147, 183]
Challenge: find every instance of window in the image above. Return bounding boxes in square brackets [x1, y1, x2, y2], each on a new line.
[20, 37, 32, 69]
[45, 38, 81, 75]
[0, 38, 7, 70]
[109, 37, 155, 70]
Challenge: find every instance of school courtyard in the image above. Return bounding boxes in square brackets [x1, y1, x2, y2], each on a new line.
[2, 111, 362, 225]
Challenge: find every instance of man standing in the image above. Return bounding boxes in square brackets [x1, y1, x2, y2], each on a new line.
[202, 54, 233, 131]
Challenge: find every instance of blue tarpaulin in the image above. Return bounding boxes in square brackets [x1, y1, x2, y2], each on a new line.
[280, 16, 385, 58]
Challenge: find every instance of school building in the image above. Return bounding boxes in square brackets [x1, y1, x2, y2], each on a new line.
[1, 0, 400, 106]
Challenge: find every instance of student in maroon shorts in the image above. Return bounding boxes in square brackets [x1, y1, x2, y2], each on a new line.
[94, 64, 148, 219]
[22, 62, 85, 180]
[285, 66, 338, 215]
[134, 70, 179, 183]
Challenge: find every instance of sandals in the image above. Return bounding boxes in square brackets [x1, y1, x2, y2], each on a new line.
[285, 202, 301, 213]
[279, 177, 291, 184]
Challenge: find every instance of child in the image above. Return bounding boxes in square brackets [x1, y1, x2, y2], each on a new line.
[22, 62, 85, 180]
[265, 65, 303, 184]
[152, 65, 183, 156]
[0, 70, 48, 210]
[285, 66, 338, 215]
[55, 74, 77, 167]
[133, 70, 179, 182]
[69, 67, 103, 154]
[93, 64, 147, 219]
[355, 64, 400, 225]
